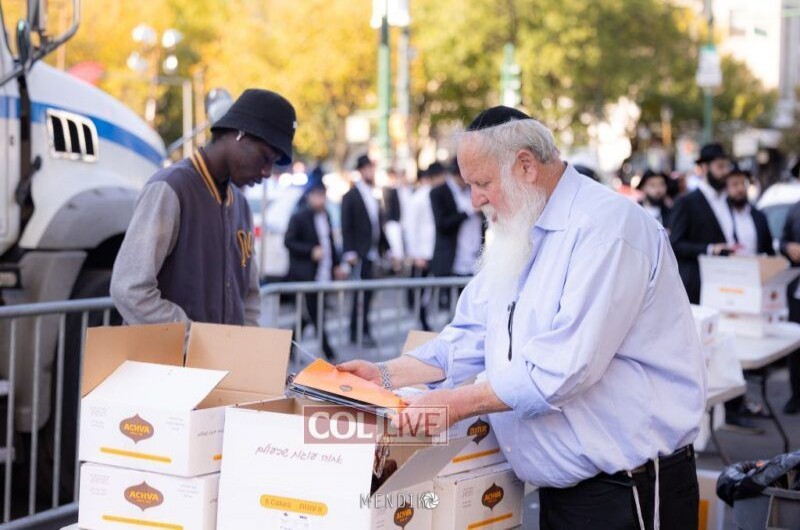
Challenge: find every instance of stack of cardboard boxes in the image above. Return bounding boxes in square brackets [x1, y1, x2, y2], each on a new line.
[77, 323, 291, 530]
[699, 255, 800, 338]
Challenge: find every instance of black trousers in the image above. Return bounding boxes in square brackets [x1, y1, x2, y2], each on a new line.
[301, 292, 334, 359]
[539, 449, 699, 530]
[788, 278, 800, 402]
[409, 265, 431, 331]
[350, 259, 374, 341]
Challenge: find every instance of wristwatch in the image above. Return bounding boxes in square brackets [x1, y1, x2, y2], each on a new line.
[376, 362, 393, 390]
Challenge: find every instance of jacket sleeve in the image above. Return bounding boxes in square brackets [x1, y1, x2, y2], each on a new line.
[341, 191, 357, 256]
[431, 188, 468, 236]
[754, 210, 775, 256]
[284, 213, 315, 258]
[668, 196, 709, 259]
[110, 182, 190, 325]
[781, 205, 799, 261]
[244, 250, 261, 326]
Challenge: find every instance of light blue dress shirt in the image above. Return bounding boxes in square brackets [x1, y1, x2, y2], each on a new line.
[407, 164, 707, 488]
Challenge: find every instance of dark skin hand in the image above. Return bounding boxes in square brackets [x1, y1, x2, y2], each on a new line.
[203, 131, 282, 188]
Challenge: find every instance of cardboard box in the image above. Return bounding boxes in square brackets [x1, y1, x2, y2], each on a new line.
[78, 462, 219, 530]
[216, 397, 469, 530]
[79, 323, 292, 477]
[369, 480, 434, 530]
[433, 462, 524, 530]
[691, 304, 720, 348]
[438, 415, 505, 477]
[699, 256, 800, 315]
[719, 310, 788, 338]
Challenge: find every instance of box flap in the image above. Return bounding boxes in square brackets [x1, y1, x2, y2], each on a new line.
[81, 323, 186, 397]
[765, 268, 800, 288]
[86, 360, 228, 410]
[402, 331, 438, 354]
[375, 437, 470, 495]
[699, 255, 761, 287]
[755, 256, 790, 283]
[185, 323, 292, 395]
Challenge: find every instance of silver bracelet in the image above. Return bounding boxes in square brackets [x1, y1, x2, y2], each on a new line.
[376, 362, 393, 390]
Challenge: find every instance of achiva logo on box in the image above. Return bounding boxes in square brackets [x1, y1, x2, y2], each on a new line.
[124, 482, 164, 511]
[467, 418, 490, 444]
[119, 414, 154, 443]
[393, 501, 414, 529]
[482, 483, 504, 510]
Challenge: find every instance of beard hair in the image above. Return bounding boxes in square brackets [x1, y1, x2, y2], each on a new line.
[478, 168, 548, 300]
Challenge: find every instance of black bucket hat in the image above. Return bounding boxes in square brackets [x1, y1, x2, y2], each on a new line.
[211, 89, 297, 166]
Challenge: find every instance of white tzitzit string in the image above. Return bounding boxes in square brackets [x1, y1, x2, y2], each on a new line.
[653, 456, 661, 530]
[627, 470, 646, 530]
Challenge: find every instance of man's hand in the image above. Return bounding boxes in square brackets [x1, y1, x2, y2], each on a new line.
[336, 360, 381, 386]
[710, 243, 733, 256]
[414, 258, 429, 270]
[311, 246, 323, 262]
[333, 266, 348, 281]
[787, 242, 800, 263]
[346, 255, 359, 266]
[392, 382, 512, 436]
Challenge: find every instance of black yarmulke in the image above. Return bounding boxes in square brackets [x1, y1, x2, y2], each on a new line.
[466, 106, 532, 131]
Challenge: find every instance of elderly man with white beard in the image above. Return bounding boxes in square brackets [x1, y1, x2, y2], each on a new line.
[338, 106, 706, 530]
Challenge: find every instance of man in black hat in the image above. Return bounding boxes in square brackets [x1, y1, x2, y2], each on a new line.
[341, 154, 388, 345]
[725, 166, 773, 257]
[284, 180, 343, 359]
[111, 89, 296, 326]
[638, 170, 672, 227]
[669, 143, 736, 304]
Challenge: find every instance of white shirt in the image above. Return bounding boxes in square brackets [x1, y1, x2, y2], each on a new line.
[313, 211, 333, 282]
[643, 204, 663, 224]
[355, 180, 381, 261]
[407, 184, 435, 260]
[446, 177, 483, 275]
[730, 203, 758, 256]
[408, 165, 707, 487]
[697, 180, 735, 246]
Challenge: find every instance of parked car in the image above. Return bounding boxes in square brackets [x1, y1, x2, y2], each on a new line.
[757, 180, 800, 248]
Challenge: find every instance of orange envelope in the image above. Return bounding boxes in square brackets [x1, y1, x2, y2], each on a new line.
[292, 359, 407, 412]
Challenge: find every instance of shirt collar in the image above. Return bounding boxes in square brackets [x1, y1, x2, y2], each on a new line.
[698, 179, 726, 202]
[534, 163, 582, 232]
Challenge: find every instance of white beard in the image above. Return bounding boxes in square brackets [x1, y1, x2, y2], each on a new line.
[478, 174, 547, 300]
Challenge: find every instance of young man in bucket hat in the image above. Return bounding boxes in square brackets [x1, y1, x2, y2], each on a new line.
[111, 89, 296, 326]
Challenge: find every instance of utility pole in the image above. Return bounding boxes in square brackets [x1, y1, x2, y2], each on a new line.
[702, 0, 715, 143]
[377, 0, 391, 171]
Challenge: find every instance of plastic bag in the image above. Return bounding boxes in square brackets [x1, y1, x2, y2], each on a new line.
[717, 451, 800, 506]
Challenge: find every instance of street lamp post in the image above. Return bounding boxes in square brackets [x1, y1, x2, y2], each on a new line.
[377, 0, 391, 171]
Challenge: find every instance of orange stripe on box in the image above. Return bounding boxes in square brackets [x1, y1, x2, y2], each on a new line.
[699, 499, 709, 530]
[213, 454, 222, 461]
[467, 512, 514, 529]
[452, 448, 502, 463]
[100, 447, 172, 463]
[102, 515, 183, 529]
[719, 287, 745, 295]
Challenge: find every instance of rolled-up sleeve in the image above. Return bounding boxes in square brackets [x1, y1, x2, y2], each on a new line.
[405, 276, 488, 388]
[491, 237, 651, 418]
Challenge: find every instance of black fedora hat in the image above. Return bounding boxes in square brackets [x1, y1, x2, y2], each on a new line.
[355, 154, 374, 170]
[637, 169, 668, 190]
[211, 89, 297, 166]
[696, 143, 729, 164]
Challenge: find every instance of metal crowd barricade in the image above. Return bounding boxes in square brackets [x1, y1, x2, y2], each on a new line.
[0, 275, 471, 529]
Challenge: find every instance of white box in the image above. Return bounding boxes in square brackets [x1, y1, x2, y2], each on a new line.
[79, 323, 291, 477]
[438, 416, 506, 477]
[697, 468, 727, 530]
[719, 310, 789, 338]
[691, 304, 720, 348]
[78, 462, 219, 530]
[216, 397, 469, 530]
[433, 462, 524, 530]
[699, 255, 800, 315]
[370, 480, 434, 530]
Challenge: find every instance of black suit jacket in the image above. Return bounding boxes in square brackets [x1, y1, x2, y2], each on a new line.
[341, 185, 388, 261]
[429, 182, 487, 276]
[284, 207, 339, 282]
[383, 187, 402, 223]
[668, 189, 727, 304]
[780, 201, 800, 321]
[750, 207, 775, 256]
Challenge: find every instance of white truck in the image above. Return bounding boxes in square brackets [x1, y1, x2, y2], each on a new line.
[0, 0, 166, 511]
